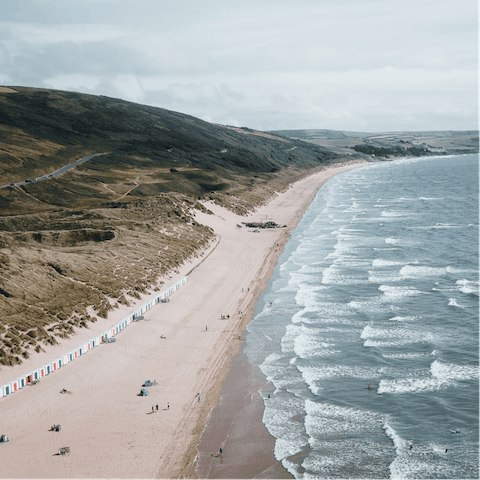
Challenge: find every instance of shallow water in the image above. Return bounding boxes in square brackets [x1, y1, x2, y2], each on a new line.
[245, 155, 479, 479]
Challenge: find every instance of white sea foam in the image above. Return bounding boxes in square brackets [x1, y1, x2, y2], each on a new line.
[456, 279, 479, 295]
[381, 210, 414, 217]
[384, 420, 409, 452]
[262, 394, 308, 461]
[377, 376, 450, 394]
[294, 334, 339, 359]
[448, 298, 464, 308]
[389, 315, 420, 322]
[379, 285, 425, 300]
[385, 237, 401, 245]
[297, 364, 383, 390]
[377, 361, 478, 394]
[399, 265, 447, 278]
[382, 352, 433, 359]
[368, 272, 403, 283]
[294, 283, 326, 309]
[406, 224, 461, 231]
[305, 400, 382, 436]
[430, 360, 479, 381]
[372, 259, 405, 267]
[361, 325, 432, 344]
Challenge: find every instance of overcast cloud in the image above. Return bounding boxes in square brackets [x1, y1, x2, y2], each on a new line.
[1, 0, 477, 131]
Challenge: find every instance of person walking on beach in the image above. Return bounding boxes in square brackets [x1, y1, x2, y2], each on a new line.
[152, 406, 154, 413]
[156, 404, 158, 411]
[205, 325, 208, 331]
[167, 402, 170, 409]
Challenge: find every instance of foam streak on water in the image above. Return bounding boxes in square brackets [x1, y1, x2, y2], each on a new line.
[245, 155, 479, 479]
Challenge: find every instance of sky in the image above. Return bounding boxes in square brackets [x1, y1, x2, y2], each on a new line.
[0, 0, 478, 132]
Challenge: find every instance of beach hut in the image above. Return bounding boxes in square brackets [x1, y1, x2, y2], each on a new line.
[2, 383, 13, 397]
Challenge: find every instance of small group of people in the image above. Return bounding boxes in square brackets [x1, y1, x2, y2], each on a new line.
[220, 314, 230, 319]
[152, 402, 170, 413]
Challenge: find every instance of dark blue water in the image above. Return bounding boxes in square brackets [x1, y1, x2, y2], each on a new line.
[245, 155, 479, 479]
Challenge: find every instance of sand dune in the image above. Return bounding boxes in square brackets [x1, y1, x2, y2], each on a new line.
[0, 162, 363, 478]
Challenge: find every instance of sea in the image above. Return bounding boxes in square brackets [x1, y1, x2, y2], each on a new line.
[245, 154, 479, 479]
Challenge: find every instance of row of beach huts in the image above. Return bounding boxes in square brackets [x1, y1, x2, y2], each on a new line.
[0, 276, 188, 399]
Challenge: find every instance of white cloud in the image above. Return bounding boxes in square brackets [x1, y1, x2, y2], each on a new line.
[0, 0, 477, 131]
[112, 74, 145, 103]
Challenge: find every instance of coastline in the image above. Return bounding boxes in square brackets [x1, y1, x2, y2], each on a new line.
[192, 161, 367, 479]
[0, 161, 365, 479]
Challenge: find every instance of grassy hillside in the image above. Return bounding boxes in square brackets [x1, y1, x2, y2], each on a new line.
[0, 87, 341, 367]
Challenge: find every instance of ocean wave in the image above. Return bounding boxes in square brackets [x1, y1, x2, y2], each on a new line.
[430, 360, 479, 381]
[381, 210, 416, 217]
[377, 377, 450, 394]
[448, 298, 465, 308]
[389, 315, 421, 322]
[399, 265, 447, 278]
[382, 352, 435, 359]
[305, 400, 383, 436]
[407, 223, 463, 230]
[384, 420, 409, 452]
[372, 259, 405, 267]
[294, 283, 327, 309]
[385, 237, 401, 245]
[378, 285, 426, 300]
[262, 394, 308, 461]
[297, 364, 383, 386]
[368, 272, 403, 283]
[376, 361, 478, 394]
[361, 325, 434, 346]
[385, 421, 475, 479]
[456, 279, 479, 296]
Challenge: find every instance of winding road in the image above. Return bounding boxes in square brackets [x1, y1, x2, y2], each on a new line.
[0, 152, 108, 189]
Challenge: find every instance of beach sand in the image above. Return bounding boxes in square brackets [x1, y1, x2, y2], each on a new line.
[0, 162, 364, 478]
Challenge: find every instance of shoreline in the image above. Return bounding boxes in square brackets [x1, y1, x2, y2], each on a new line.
[192, 161, 367, 479]
[0, 161, 365, 479]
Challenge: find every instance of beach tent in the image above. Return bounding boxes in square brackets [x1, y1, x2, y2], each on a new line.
[143, 380, 155, 387]
[139, 388, 149, 396]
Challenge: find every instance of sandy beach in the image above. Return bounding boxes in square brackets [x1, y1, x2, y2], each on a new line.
[0, 161, 364, 479]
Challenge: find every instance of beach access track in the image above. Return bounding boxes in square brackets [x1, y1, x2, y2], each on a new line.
[0, 276, 188, 398]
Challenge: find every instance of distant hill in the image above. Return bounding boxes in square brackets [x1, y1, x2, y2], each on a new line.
[268, 128, 479, 158]
[0, 87, 340, 216]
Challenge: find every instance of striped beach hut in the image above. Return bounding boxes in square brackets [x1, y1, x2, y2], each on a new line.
[1, 382, 14, 397]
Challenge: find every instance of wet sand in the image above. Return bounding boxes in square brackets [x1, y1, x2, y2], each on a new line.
[196, 348, 293, 479]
